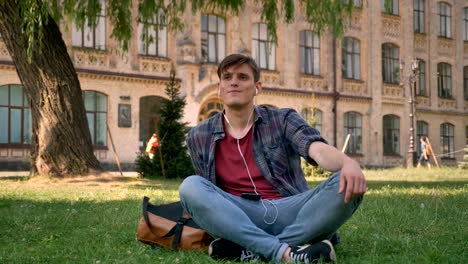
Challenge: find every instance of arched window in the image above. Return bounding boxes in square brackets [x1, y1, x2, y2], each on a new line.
[437, 63, 452, 98]
[198, 99, 223, 123]
[299, 30, 320, 75]
[383, 114, 400, 155]
[382, 43, 400, 84]
[416, 121, 429, 157]
[417, 59, 426, 96]
[138, 9, 167, 57]
[440, 123, 455, 159]
[83, 91, 107, 147]
[72, 0, 106, 50]
[344, 112, 362, 154]
[342, 37, 361, 80]
[440, 123, 454, 158]
[0, 84, 31, 145]
[201, 14, 226, 63]
[252, 23, 275, 70]
[438, 2, 451, 38]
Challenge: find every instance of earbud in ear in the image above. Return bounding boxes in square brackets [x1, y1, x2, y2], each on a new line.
[255, 88, 258, 96]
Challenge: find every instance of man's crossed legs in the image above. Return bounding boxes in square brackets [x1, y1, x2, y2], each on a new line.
[179, 172, 363, 263]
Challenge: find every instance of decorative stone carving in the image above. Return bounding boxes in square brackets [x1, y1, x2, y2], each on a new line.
[414, 34, 426, 52]
[0, 41, 11, 58]
[416, 96, 429, 108]
[342, 80, 366, 96]
[73, 49, 109, 68]
[464, 42, 468, 59]
[261, 71, 280, 87]
[383, 83, 403, 97]
[347, 10, 362, 30]
[382, 15, 401, 38]
[438, 98, 456, 109]
[140, 57, 171, 75]
[300, 76, 325, 92]
[437, 38, 454, 56]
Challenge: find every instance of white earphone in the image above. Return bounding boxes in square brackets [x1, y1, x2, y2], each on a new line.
[255, 88, 258, 96]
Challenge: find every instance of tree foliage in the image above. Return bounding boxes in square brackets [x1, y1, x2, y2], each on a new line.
[21, 0, 354, 60]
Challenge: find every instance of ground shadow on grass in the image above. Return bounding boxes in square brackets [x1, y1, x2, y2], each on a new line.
[307, 178, 468, 190]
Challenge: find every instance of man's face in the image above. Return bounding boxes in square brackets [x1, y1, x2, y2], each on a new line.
[219, 63, 261, 109]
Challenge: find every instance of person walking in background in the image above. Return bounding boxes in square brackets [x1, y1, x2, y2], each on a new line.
[416, 136, 432, 170]
[145, 133, 159, 159]
[179, 54, 366, 263]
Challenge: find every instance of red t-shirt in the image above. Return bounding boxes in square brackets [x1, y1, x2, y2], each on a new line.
[215, 121, 283, 200]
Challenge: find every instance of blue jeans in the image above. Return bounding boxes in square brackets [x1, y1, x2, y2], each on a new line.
[179, 172, 363, 263]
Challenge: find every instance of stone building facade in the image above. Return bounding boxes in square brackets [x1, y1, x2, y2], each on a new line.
[1, 0, 467, 170]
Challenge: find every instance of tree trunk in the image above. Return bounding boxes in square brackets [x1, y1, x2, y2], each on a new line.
[0, 0, 101, 176]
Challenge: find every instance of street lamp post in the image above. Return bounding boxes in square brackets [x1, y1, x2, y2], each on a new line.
[401, 59, 419, 168]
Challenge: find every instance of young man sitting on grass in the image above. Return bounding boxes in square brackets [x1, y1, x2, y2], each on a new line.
[179, 54, 366, 263]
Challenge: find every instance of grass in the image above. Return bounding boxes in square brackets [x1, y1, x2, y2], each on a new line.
[0, 168, 467, 263]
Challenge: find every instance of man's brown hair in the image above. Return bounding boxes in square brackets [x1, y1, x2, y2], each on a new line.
[217, 54, 260, 82]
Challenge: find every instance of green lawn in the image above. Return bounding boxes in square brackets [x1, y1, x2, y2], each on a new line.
[0, 168, 467, 263]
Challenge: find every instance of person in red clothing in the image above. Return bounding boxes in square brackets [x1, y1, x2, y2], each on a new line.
[145, 133, 159, 159]
[179, 54, 366, 263]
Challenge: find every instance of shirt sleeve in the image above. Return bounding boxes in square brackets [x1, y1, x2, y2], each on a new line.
[283, 109, 328, 166]
[186, 129, 205, 176]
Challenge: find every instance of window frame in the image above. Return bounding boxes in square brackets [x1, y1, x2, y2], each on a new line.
[201, 14, 226, 63]
[383, 114, 400, 155]
[464, 8, 468, 41]
[437, 62, 452, 98]
[382, 0, 399, 15]
[382, 43, 400, 84]
[342, 37, 361, 80]
[414, 0, 425, 33]
[299, 30, 320, 76]
[464, 66, 468, 100]
[343, 111, 363, 154]
[417, 59, 426, 96]
[83, 90, 108, 148]
[252, 23, 276, 71]
[137, 9, 167, 57]
[438, 2, 451, 38]
[342, 0, 362, 8]
[0, 84, 31, 147]
[440, 123, 454, 159]
[71, 0, 107, 50]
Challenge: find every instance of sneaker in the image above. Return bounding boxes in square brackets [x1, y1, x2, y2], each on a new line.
[208, 238, 262, 262]
[289, 240, 336, 263]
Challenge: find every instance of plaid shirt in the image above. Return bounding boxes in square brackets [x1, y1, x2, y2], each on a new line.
[186, 106, 327, 197]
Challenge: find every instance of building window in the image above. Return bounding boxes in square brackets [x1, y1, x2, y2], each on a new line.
[198, 99, 223, 123]
[414, 0, 425, 33]
[416, 121, 429, 157]
[437, 63, 452, 98]
[342, 37, 361, 80]
[252, 23, 275, 70]
[343, 112, 362, 154]
[417, 59, 426, 96]
[0, 84, 31, 145]
[382, 43, 400, 84]
[138, 9, 167, 57]
[83, 91, 107, 146]
[383, 115, 400, 155]
[201, 14, 226, 63]
[438, 2, 451, 38]
[382, 0, 399, 15]
[464, 66, 468, 100]
[342, 0, 362, 8]
[440, 123, 454, 158]
[464, 8, 468, 41]
[299, 30, 320, 75]
[72, 0, 106, 50]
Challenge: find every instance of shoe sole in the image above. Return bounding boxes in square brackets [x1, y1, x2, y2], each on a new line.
[322, 240, 337, 262]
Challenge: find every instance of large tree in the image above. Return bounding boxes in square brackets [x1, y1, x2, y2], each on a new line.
[0, 0, 353, 177]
